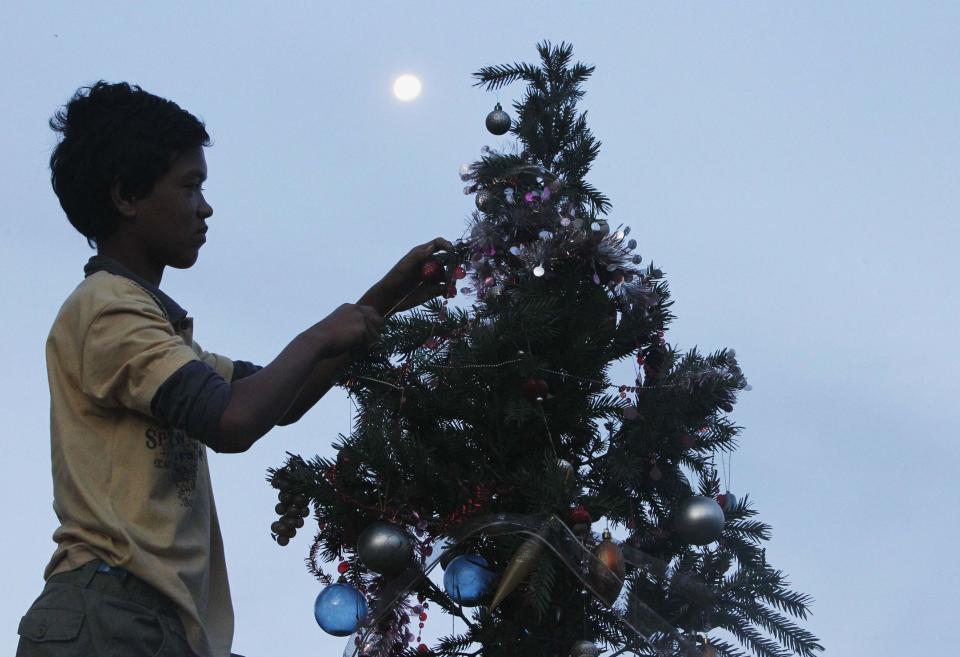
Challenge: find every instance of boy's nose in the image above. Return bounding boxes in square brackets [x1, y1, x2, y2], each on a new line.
[199, 195, 213, 219]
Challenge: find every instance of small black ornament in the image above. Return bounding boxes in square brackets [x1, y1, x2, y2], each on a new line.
[475, 189, 496, 213]
[485, 103, 511, 135]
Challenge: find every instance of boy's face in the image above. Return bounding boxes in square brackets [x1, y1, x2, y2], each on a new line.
[129, 146, 213, 269]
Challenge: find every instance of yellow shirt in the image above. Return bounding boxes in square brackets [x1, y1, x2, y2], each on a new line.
[45, 269, 235, 657]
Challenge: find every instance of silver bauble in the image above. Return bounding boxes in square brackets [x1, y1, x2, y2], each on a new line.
[674, 495, 725, 546]
[557, 459, 575, 481]
[570, 640, 602, 657]
[356, 521, 413, 575]
[475, 189, 496, 213]
[485, 103, 511, 135]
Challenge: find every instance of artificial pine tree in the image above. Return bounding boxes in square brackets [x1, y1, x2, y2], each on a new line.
[269, 42, 823, 657]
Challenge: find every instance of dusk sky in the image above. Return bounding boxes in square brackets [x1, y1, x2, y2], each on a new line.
[2, 3, 958, 655]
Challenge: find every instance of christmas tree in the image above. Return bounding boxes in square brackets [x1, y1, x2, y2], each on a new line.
[268, 42, 823, 657]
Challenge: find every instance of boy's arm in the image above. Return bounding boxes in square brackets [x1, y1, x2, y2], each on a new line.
[214, 303, 381, 453]
[273, 287, 390, 427]
[274, 237, 452, 427]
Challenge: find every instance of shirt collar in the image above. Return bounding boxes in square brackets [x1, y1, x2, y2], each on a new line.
[83, 255, 188, 325]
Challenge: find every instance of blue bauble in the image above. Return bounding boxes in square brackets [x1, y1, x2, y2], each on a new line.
[443, 554, 496, 606]
[313, 582, 368, 637]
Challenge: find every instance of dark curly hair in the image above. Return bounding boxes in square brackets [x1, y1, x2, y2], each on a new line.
[49, 81, 211, 247]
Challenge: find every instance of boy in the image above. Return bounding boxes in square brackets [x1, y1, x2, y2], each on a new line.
[16, 81, 450, 657]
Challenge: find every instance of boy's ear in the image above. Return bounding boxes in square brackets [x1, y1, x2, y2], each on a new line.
[110, 180, 138, 219]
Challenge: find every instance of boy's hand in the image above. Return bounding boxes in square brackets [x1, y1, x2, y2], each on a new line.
[311, 303, 383, 357]
[366, 237, 454, 315]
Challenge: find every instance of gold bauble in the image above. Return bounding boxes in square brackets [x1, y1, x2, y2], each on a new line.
[589, 529, 625, 606]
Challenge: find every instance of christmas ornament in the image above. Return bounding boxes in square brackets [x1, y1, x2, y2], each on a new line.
[489, 533, 544, 610]
[485, 102, 512, 135]
[443, 554, 496, 606]
[590, 219, 610, 236]
[590, 530, 625, 606]
[570, 640, 602, 657]
[357, 521, 413, 575]
[522, 377, 549, 402]
[352, 630, 388, 657]
[475, 189, 495, 212]
[420, 260, 445, 284]
[314, 582, 368, 637]
[717, 491, 738, 513]
[674, 495, 725, 545]
[557, 459, 575, 481]
[569, 505, 593, 539]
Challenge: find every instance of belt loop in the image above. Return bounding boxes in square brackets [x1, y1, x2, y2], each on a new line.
[77, 559, 102, 588]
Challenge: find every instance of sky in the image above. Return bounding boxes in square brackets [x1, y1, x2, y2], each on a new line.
[1, 2, 958, 655]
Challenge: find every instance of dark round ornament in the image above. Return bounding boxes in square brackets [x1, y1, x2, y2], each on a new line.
[443, 554, 496, 606]
[475, 189, 496, 213]
[522, 377, 549, 402]
[314, 582, 368, 637]
[570, 640, 601, 657]
[485, 103, 511, 135]
[276, 535, 289, 546]
[357, 521, 413, 575]
[674, 495, 725, 545]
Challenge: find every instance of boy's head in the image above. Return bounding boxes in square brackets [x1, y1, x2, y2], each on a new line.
[49, 82, 211, 250]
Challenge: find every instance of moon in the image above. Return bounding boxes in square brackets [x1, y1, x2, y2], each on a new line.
[393, 74, 422, 101]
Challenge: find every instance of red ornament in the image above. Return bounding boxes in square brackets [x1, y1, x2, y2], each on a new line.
[522, 377, 550, 401]
[337, 561, 350, 574]
[418, 644, 429, 653]
[420, 260, 444, 284]
[454, 265, 466, 279]
[569, 505, 592, 525]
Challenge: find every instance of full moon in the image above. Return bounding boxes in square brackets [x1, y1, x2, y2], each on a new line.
[393, 74, 422, 101]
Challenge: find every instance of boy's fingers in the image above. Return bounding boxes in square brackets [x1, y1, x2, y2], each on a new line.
[420, 237, 452, 257]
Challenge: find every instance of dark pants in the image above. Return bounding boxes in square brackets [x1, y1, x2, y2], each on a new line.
[16, 559, 198, 656]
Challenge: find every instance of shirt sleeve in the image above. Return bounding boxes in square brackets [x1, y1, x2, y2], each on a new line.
[231, 360, 263, 381]
[80, 296, 200, 417]
[151, 360, 231, 450]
